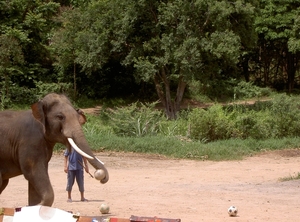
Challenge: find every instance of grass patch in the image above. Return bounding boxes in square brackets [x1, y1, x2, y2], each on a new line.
[72, 130, 300, 161]
[53, 113, 300, 161]
[279, 172, 300, 182]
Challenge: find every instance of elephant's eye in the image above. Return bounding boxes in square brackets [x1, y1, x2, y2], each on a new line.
[56, 114, 65, 121]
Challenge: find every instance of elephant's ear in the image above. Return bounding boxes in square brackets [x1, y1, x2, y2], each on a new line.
[31, 101, 46, 133]
[77, 109, 87, 125]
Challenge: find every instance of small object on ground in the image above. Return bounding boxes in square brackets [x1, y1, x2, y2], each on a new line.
[228, 205, 238, 217]
[100, 203, 110, 214]
[94, 169, 105, 180]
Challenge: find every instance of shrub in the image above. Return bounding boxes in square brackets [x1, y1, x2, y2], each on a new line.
[248, 111, 273, 139]
[158, 110, 190, 137]
[187, 94, 300, 141]
[103, 101, 164, 137]
[233, 111, 257, 139]
[268, 94, 300, 137]
[233, 81, 273, 100]
[35, 81, 72, 99]
[189, 105, 234, 142]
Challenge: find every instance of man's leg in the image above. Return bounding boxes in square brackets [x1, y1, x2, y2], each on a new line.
[66, 170, 75, 202]
[75, 169, 87, 201]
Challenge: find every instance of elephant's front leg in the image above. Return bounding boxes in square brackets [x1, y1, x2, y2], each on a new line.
[0, 173, 9, 194]
[28, 176, 54, 206]
[23, 163, 54, 206]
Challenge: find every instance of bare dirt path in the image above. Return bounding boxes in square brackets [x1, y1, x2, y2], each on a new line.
[1, 150, 300, 222]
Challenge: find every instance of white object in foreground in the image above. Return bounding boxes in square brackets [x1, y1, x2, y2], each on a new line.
[13, 206, 77, 222]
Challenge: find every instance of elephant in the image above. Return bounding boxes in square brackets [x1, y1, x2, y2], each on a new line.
[0, 93, 109, 206]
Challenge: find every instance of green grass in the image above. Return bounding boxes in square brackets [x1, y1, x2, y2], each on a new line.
[279, 172, 300, 182]
[67, 113, 300, 161]
[60, 129, 300, 161]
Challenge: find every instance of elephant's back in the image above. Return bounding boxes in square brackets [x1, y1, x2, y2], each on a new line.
[0, 110, 40, 134]
[0, 110, 32, 125]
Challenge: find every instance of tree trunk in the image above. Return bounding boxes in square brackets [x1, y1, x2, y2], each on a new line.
[73, 62, 77, 100]
[242, 57, 249, 82]
[153, 67, 186, 120]
[161, 67, 176, 119]
[175, 75, 186, 112]
[286, 51, 296, 93]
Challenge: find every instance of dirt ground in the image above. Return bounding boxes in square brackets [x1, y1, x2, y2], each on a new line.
[1, 150, 300, 222]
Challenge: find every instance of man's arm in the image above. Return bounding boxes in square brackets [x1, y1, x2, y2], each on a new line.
[83, 157, 89, 173]
[64, 156, 68, 173]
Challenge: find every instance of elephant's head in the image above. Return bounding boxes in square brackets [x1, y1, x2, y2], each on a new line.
[31, 93, 108, 183]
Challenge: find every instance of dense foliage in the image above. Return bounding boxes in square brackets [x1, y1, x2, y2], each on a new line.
[77, 93, 300, 160]
[51, 0, 257, 118]
[100, 93, 299, 142]
[1, 0, 300, 118]
[255, 0, 300, 92]
[0, 1, 62, 105]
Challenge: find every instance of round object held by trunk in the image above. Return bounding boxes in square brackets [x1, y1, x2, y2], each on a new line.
[94, 169, 105, 180]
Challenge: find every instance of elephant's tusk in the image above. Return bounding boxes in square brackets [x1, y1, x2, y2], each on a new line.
[96, 157, 105, 165]
[67, 138, 93, 159]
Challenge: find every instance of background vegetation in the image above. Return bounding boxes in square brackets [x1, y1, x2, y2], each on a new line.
[70, 92, 300, 161]
[1, 1, 300, 110]
[1, 0, 300, 160]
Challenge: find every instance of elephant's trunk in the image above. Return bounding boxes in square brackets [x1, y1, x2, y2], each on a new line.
[87, 156, 109, 184]
[67, 138, 109, 184]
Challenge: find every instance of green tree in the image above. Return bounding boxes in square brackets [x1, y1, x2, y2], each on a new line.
[288, 8, 300, 53]
[51, 8, 81, 99]
[54, 0, 256, 119]
[255, 0, 300, 92]
[0, 0, 60, 101]
[0, 32, 24, 100]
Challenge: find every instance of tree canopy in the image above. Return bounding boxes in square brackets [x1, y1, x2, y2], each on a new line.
[255, 0, 300, 92]
[52, 0, 256, 118]
[0, 0, 60, 104]
[1, 0, 300, 117]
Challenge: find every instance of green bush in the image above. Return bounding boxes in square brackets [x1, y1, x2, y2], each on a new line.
[103, 101, 164, 137]
[268, 94, 300, 137]
[186, 94, 300, 141]
[1, 85, 37, 109]
[233, 110, 257, 139]
[247, 111, 273, 139]
[35, 81, 72, 99]
[158, 110, 190, 137]
[0, 81, 73, 110]
[233, 81, 271, 99]
[187, 79, 272, 102]
[189, 105, 234, 142]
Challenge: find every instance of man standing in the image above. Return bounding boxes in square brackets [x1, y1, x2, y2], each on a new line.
[64, 148, 89, 202]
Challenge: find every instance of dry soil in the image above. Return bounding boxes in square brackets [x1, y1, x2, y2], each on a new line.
[1, 150, 300, 222]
